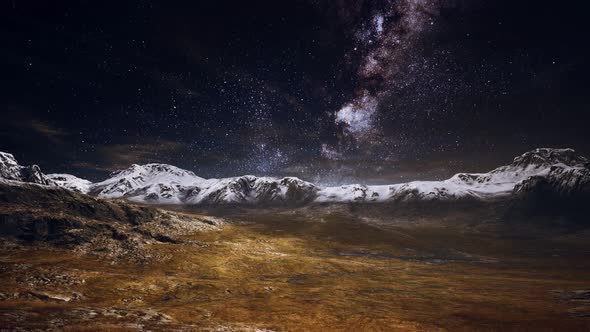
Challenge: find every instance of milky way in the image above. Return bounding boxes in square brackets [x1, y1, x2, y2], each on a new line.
[329, 0, 444, 156]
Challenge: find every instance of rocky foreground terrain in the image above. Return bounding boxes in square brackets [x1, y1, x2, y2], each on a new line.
[1, 197, 590, 331]
[0, 180, 223, 263]
[0, 177, 228, 330]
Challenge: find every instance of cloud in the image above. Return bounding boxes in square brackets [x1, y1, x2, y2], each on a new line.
[78, 140, 186, 172]
[29, 120, 69, 143]
[0, 114, 70, 144]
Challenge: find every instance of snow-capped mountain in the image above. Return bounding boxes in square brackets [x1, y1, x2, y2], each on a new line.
[1, 148, 589, 205]
[182, 175, 318, 205]
[317, 148, 590, 203]
[45, 174, 93, 193]
[87, 164, 318, 205]
[43, 163, 319, 205]
[513, 149, 590, 198]
[0, 152, 51, 185]
[89, 164, 205, 203]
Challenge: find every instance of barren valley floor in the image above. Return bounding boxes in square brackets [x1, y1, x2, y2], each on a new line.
[1, 208, 590, 331]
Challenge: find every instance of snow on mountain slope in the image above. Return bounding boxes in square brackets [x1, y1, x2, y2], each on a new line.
[183, 176, 318, 205]
[46, 174, 92, 193]
[316, 148, 590, 203]
[2, 148, 589, 205]
[0, 152, 51, 185]
[513, 149, 590, 198]
[86, 148, 588, 205]
[90, 164, 205, 203]
[38, 163, 319, 205]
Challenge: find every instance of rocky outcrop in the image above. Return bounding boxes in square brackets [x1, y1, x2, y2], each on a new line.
[512, 148, 590, 198]
[511, 148, 588, 169]
[0, 152, 51, 185]
[0, 180, 223, 262]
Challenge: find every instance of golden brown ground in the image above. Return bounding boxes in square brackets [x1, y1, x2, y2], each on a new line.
[1, 211, 589, 331]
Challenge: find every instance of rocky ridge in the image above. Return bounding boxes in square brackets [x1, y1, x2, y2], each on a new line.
[0, 152, 51, 185]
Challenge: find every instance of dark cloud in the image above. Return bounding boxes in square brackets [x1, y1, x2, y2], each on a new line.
[28, 120, 70, 143]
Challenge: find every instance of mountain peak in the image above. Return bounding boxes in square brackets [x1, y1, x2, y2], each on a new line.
[0, 152, 18, 165]
[512, 148, 588, 168]
[46, 173, 92, 193]
[109, 163, 199, 178]
[0, 151, 51, 185]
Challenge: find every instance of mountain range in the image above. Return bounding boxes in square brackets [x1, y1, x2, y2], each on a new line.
[1, 148, 589, 206]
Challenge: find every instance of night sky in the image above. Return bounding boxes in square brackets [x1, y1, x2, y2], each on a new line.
[2, 1, 590, 184]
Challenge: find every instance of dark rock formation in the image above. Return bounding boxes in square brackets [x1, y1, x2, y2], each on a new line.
[0, 152, 51, 185]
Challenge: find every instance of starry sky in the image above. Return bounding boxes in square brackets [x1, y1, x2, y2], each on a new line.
[2, 1, 590, 184]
